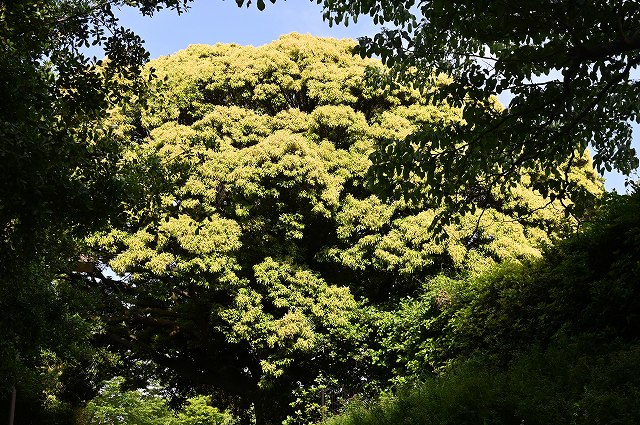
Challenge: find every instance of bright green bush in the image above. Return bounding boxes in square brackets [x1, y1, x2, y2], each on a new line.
[80, 377, 173, 425]
[174, 396, 233, 425]
[80, 378, 233, 425]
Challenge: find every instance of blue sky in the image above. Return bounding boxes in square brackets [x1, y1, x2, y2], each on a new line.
[117, 1, 638, 192]
[117, 1, 377, 55]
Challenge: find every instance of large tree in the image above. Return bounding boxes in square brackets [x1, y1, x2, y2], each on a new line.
[83, 34, 601, 425]
[266, 0, 640, 218]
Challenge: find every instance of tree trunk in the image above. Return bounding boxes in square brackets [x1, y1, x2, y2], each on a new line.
[254, 399, 267, 425]
[8, 386, 16, 425]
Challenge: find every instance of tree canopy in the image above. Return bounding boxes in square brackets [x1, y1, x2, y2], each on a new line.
[80, 33, 602, 425]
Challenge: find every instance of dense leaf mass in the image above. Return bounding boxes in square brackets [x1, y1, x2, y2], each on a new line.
[86, 34, 602, 424]
[1, 1, 635, 423]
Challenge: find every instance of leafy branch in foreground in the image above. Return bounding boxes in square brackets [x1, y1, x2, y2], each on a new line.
[270, 0, 640, 219]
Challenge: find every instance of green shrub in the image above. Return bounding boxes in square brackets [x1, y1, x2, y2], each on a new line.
[327, 341, 640, 425]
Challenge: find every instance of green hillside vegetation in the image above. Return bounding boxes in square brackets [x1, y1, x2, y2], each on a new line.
[327, 189, 640, 425]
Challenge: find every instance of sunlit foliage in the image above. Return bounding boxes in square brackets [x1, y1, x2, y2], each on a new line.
[86, 34, 601, 424]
